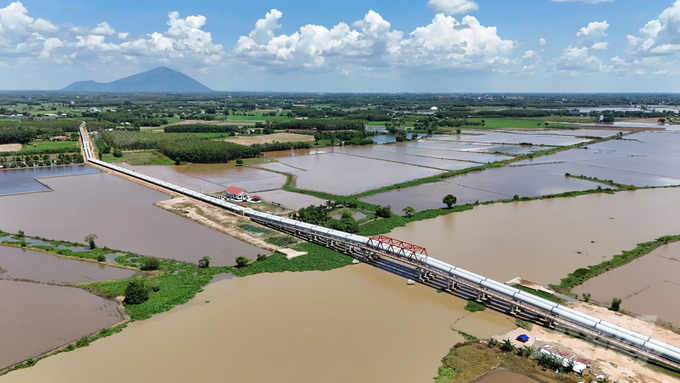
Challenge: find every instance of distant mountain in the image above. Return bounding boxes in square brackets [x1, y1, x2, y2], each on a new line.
[62, 67, 212, 93]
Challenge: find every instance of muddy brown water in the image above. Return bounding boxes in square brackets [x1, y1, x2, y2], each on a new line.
[362, 165, 601, 212]
[0, 280, 126, 370]
[254, 189, 327, 210]
[0, 173, 264, 266]
[473, 369, 540, 383]
[274, 152, 442, 195]
[0, 246, 135, 284]
[573, 242, 680, 326]
[0, 265, 515, 383]
[388, 188, 680, 287]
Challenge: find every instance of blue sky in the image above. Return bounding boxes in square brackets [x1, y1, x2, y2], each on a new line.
[0, 0, 679, 92]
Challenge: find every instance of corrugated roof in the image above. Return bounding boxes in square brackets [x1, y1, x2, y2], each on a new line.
[226, 186, 246, 195]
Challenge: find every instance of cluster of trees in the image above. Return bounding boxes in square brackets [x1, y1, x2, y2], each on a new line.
[274, 119, 365, 131]
[291, 202, 362, 233]
[312, 130, 375, 146]
[251, 141, 312, 152]
[0, 152, 83, 168]
[101, 131, 260, 163]
[0, 120, 81, 144]
[164, 124, 239, 133]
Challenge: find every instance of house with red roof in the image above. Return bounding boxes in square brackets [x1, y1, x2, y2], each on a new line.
[225, 186, 249, 201]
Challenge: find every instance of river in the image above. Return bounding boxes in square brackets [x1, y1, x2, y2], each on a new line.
[0, 264, 515, 382]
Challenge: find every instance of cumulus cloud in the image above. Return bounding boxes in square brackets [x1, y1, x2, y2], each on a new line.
[628, 0, 680, 56]
[577, 21, 609, 38]
[92, 21, 115, 36]
[0, 2, 224, 66]
[557, 46, 612, 73]
[234, 9, 515, 72]
[427, 0, 479, 15]
[591, 41, 608, 50]
[538, 38, 547, 45]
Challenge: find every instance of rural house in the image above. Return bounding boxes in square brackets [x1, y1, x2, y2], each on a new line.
[225, 186, 249, 201]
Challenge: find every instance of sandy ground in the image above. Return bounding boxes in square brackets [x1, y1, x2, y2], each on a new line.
[154, 197, 281, 252]
[0, 143, 22, 152]
[222, 133, 315, 146]
[493, 303, 680, 382]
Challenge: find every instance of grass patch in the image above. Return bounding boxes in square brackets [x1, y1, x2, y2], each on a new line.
[514, 285, 566, 304]
[515, 318, 533, 331]
[102, 150, 176, 165]
[464, 299, 487, 312]
[435, 341, 592, 383]
[265, 235, 298, 247]
[458, 331, 478, 341]
[238, 224, 273, 235]
[550, 235, 680, 293]
[230, 243, 354, 277]
[461, 118, 570, 130]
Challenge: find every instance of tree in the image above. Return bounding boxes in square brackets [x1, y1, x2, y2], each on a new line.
[84, 233, 98, 249]
[443, 194, 457, 208]
[235, 158, 244, 166]
[500, 339, 515, 353]
[235, 256, 251, 268]
[124, 279, 150, 305]
[257, 253, 267, 262]
[402, 206, 415, 218]
[611, 297, 622, 312]
[140, 257, 161, 271]
[113, 148, 123, 158]
[582, 293, 591, 302]
[456, 128, 461, 135]
[375, 205, 392, 218]
[198, 256, 211, 268]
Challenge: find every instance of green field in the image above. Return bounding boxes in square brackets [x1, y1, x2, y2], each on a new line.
[462, 118, 569, 130]
[102, 150, 176, 166]
[16, 141, 79, 154]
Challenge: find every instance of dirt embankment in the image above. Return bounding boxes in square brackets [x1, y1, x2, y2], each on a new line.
[223, 133, 315, 146]
[154, 197, 280, 252]
[0, 144, 22, 152]
[493, 303, 680, 383]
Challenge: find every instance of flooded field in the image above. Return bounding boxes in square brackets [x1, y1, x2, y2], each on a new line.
[276, 152, 442, 195]
[0, 173, 264, 266]
[254, 189, 327, 210]
[573, 242, 680, 326]
[362, 165, 601, 212]
[117, 163, 285, 193]
[433, 132, 589, 146]
[0, 265, 515, 383]
[0, 280, 125, 369]
[0, 166, 99, 196]
[513, 132, 680, 186]
[0, 246, 135, 284]
[474, 369, 539, 383]
[388, 188, 680, 286]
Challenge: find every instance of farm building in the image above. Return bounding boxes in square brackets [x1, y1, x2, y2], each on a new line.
[225, 186, 249, 201]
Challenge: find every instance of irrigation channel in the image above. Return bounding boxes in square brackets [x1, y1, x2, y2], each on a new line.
[80, 126, 680, 371]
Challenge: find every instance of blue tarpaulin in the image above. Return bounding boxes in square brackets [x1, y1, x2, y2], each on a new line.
[516, 334, 530, 342]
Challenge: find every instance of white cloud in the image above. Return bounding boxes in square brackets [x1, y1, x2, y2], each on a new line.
[523, 50, 538, 59]
[628, 1, 680, 56]
[538, 38, 546, 45]
[234, 9, 515, 72]
[577, 21, 609, 38]
[92, 21, 115, 36]
[427, 0, 479, 15]
[591, 41, 608, 50]
[557, 46, 612, 73]
[117, 32, 129, 40]
[39, 37, 63, 57]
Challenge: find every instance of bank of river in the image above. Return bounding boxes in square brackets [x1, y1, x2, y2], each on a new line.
[389, 188, 680, 287]
[0, 264, 515, 383]
[0, 280, 126, 370]
[0, 173, 264, 266]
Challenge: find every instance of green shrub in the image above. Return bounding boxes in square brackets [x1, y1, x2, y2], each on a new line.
[198, 256, 210, 268]
[235, 256, 251, 268]
[124, 279, 150, 305]
[113, 148, 123, 158]
[76, 336, 90, 347]
[257, 253, 267, 262]
[140, 257, 160, 271]
[611, 297, 622, 312]
[464, 299, 487, 312]
[97, 254, 106, 262]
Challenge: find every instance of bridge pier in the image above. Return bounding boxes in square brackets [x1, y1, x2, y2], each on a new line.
[417, 267, 436, 282]
[444, 279, 460, 292]
[476, 290, 490, 303]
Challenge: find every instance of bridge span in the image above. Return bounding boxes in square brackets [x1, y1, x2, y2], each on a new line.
[80, 127, 680, 371]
